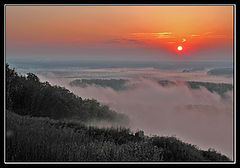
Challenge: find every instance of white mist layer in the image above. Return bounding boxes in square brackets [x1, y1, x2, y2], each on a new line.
[38, 72, 233, 159]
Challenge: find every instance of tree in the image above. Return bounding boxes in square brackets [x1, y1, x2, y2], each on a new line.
[27, 73, 40, 83]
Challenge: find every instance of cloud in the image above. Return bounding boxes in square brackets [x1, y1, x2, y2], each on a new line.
[37, 70, 233, 159]
[191, 32, 229, 39]
[210, 35, 228, 39]
[167, 41, 176, 44]
[191, 34, 200, 37]
[204, 32, 228, 39]
[104, 38, 143, 46]
[204, 32, 213, 36]
[182, 38, 187, 43]
[66, 79, 232, 159]
[130, 32, 174, 39]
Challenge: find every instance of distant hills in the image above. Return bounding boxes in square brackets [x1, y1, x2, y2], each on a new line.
[69, 78, 232, 98]
[186, 81, 232, 98]
[182, 67, 205, 73]
[70, 79, 128, 91]
[157, 80, 232, 98]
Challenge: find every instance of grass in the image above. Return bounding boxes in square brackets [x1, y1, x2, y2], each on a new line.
[6, 111, 230, 162]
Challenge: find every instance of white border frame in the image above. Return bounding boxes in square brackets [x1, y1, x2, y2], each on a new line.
[3, 4, 237, 164]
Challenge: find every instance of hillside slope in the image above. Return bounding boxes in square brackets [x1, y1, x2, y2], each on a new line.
[6, 64, 128, 123]
[6, 111, 230, 161]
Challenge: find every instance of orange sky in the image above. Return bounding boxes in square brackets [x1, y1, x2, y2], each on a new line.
[6, 5, 234, 60]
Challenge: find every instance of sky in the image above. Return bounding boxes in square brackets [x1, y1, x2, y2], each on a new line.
[6, 5, 234, 61]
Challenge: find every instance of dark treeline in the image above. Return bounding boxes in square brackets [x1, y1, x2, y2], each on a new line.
[207, 68, 233, 77]
[69, 79, 128, 91]
[6, 64, 128, 123]
[157, 80, 232, 98]
[187, 81, 233, 98]
[69, 79, 233, 99]
[158, 80, 177, 87]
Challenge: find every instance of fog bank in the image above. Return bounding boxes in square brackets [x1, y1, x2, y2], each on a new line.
[38, 73, 233, 159]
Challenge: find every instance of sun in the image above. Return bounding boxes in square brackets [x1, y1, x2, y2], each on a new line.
[177, 46, 183, 51]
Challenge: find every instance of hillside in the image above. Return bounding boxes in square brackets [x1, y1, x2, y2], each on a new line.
[6, 111, 230, 161]
[6, 64, 128, 124]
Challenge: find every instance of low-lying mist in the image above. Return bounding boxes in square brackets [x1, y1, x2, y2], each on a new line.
[38, 71, 233, 159]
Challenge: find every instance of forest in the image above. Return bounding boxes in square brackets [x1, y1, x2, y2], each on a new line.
[157, 80, 232, 98]
[187, 81, 232, 98]
[69, 78, 232, 99]
[69, 79, 128, 91]
[6, 64, 128, 123]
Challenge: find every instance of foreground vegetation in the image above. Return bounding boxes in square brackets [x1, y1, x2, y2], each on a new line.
[6, 64, 128, 123]
[6, 111, 230, 161]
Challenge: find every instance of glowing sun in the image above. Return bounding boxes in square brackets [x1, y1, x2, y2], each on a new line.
[177, 46, 183, 51]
